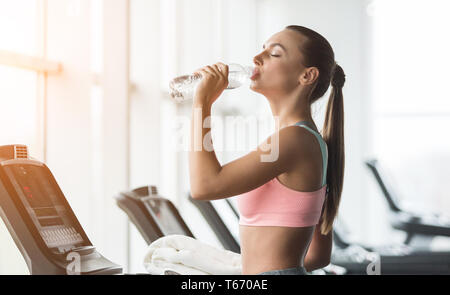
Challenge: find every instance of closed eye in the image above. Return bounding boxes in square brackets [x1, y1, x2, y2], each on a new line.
[271, 54, 280, 57]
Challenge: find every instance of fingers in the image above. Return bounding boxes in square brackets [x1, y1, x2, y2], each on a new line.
[192, 67, 204, 78]
[216, 62, 229, 79]
[206, 65, 220, 79]
[195, 63, 228, 78]
[212, 64, 221, 77]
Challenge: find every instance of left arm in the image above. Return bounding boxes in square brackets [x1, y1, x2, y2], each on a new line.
[304, 217, 333, 272]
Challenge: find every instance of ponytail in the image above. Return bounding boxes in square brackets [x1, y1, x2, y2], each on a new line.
[320, 63, 345, 235]
[284, 25, 346, 235]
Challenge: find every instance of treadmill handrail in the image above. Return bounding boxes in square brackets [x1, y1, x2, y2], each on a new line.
[189, 194, 241, 254]
[365, 159, 402, 212]
[224, 199, 239, 220]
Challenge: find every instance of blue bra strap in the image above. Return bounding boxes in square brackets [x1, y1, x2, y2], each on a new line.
[293, 121, 328, 186]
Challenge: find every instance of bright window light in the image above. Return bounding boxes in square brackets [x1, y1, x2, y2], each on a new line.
[372, 0, 450, 215]
[0, 0, 38, 149]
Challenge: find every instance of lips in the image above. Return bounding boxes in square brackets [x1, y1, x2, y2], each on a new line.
[250, 68, 260, 80]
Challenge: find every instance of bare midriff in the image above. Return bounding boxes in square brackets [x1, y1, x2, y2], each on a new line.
[239, 224, 315, 275]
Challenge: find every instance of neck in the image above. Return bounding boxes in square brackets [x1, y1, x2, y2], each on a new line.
[268, 93, 315, 131]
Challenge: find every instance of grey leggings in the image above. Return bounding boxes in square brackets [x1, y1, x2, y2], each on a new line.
[258, 266, 308, 275]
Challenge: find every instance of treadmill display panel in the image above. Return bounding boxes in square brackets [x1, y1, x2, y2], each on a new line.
[144, 199, 189, 236]
[4, 164, 85, 249]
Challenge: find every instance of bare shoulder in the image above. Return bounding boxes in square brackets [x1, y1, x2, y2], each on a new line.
[256, 125, 308, 153]
[277, 125, 320, 152]
[253, 125, 318, 164]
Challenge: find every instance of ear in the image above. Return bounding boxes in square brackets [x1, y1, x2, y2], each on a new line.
[299, 67, 319, 86]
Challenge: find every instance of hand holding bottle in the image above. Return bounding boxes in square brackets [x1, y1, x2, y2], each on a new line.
[192, 62, 229, 107]
[169, 63, 254, 103]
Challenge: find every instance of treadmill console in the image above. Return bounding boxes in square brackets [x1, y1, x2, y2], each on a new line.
[0, 144, 122, 274]
[3, 163, 87, 252]
[116, 186, 194, 245]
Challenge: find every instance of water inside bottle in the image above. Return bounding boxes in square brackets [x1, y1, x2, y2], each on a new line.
[169, 64, 253, 102]
[227, 70, 248, 89]
[169, 74, 194, 102]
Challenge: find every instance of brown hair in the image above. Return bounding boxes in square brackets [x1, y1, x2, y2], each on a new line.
[285, 25, 346, 235]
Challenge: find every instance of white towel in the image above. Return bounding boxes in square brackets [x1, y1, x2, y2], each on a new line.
[143, 234, 242, 275]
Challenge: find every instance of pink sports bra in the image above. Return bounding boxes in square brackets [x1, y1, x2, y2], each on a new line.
[236, 121, 328, 227]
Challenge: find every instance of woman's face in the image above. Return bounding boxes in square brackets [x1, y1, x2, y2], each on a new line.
[250, 29, 306, 98]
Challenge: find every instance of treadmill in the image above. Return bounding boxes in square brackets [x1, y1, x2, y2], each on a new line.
[0, 144, 122, 275]
[331, 218, 450, 274]
[188, 196, 241, 253]
[115, 185, 195, 244]
[365, 159, 450, 248]
[116, 185, 245, 254]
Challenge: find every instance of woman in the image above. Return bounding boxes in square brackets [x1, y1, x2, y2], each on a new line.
[189, 25, 345, 275]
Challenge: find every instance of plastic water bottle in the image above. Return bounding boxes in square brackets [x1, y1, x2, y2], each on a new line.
[169, 63, 254, 102]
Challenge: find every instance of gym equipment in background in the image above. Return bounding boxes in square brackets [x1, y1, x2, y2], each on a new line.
[115, 185, 194, 244]
[331, 218, 450, 274]
[189, 196, 241, 253]
[0, 145, 122, 275]
[365, 159, 450, 249]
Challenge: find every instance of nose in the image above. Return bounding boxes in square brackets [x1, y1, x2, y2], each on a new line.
[253, 54, 263, 67]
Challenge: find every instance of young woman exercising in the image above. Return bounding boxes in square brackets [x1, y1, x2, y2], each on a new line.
[189, 25, 345, 275]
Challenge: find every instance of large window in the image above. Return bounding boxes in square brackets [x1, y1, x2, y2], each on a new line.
[372, 0, 450, 216]
[0, 0, 39, 150]
[0, 0, 41, 274]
